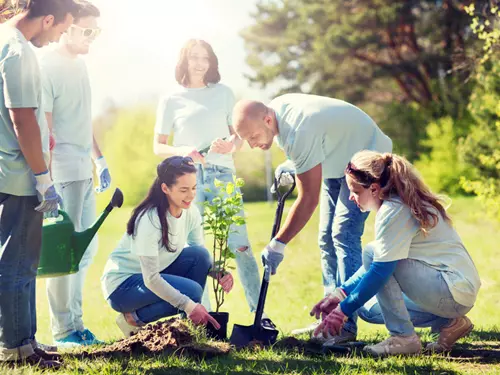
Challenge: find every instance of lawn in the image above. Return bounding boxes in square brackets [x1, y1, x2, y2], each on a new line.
[3, 196, 500, 374]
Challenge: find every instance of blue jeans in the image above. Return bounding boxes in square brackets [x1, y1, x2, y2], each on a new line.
[360, 243, 472, 336]
[46, 178, 97, 340]
[107, 246, 211, 324]
[195, 164, 261, 313]
[318, 177, 369, 335]
[0, 193, 43, 361]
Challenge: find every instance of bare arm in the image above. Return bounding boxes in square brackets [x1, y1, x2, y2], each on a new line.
[91, 135, 103, 160]
[10, 108, 48, 174]
[153, 134, 187, 158]
[45, 112, 53, 133]
[275, 163, 322, 244]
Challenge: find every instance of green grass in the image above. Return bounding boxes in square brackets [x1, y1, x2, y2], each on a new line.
[3, 196, 500, 374]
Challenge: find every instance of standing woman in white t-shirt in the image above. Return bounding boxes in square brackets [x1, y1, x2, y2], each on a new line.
[101, 156, 233, 337]
[311, 150, 480, 356]
[153, 39, 264, 321]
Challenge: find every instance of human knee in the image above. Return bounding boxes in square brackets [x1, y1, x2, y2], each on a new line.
[184, 281, 204, 303]
[362, 242, 376, 269]
[191, 246, 212, 272]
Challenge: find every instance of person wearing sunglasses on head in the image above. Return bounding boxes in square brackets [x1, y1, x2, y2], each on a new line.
[312, 151, 480, 356]
[153, 39, 268, 327]
[101, 156, 233, 337]
[232, 94, 393, 343]
[38, 0, 108, 348]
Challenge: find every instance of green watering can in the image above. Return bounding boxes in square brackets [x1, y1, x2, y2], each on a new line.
[37, 188, 124, 278]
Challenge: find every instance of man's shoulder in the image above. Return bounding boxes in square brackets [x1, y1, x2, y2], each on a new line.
[0, 26, 33, 61]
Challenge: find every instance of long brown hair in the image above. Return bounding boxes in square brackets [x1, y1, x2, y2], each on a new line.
[175, 39, 221, 87]
[126, 156, 196, 251]
[347, 150, 451, 234]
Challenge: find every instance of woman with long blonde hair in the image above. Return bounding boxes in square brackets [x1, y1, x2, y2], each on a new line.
[310, 150, 481, 356]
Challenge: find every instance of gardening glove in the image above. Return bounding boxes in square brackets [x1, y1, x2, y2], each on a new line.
[188, 303, 221, 330]
[313, 306, 348, 339]
[261, 238, 286, 280]
[34, 170, 62, 217]
[270, 160, 296, 193]
[310, 288, 347, 320]
[94, 156, 111, 193]
[217, 272, 234, 294]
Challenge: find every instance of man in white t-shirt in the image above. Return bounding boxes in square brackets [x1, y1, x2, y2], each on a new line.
[39, 0, 110, 347]
[232, 94, 392, 342]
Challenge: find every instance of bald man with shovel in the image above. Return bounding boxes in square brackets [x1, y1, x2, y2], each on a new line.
[232, 94, 392, 344]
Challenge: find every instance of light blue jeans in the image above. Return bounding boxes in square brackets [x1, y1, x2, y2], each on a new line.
[360, 243, 473, 336]
[195, 164, 261, 313]
[46, 178, 98, 341]
[318, 177, 369, 335]
[0, 193, 43, 361]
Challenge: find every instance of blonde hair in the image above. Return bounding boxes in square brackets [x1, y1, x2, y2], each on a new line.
[347, 150, 451, 234]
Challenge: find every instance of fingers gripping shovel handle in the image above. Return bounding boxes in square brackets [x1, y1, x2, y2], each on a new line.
[253, 175, 296, 328]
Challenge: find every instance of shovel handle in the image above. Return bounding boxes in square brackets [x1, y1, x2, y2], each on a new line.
[253, 177, 296, 328]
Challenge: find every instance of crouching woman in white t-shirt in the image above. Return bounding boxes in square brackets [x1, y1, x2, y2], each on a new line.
[311, 150, 481, 356]
[101, 156, 233, 337]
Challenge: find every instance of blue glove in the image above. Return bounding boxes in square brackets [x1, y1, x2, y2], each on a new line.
[94, 156, 111, 193]
[271, 160, 296, 193]
[261, 238, 286, 280]
[34, 171, 62, 217]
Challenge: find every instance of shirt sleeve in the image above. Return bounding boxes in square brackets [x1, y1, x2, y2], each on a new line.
[289, 126, 325, 175]
[186, 207, 205, 247]
[2, 50, 39, 109]
[340, 261, 398, 317]
[139, 256, 195, 312]
[130, 211, 163, 257]
[224, 86, 236, 126]
[154, 96, 175, 135]
[372, 201, 419, 263]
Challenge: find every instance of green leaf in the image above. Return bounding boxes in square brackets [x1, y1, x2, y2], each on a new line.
[214, 178, 223, 188]
[235, 178, 245, 188]
[226, 182, 235, 195]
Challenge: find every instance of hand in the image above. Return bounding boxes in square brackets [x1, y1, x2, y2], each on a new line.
[188, 303, 221, 330]
[183, 147, 206, 164]
[49, 133, 56, 151]
[94, 156, 111, 193]
[261, 238, 286, 280]
[209, 138, 234, 154]
[34, 171, 62, 217]
[313, 306, 348, 339]
[310, 288, 347, 320]
[217, 272, 234, 293]
[270, 160, 296, 193]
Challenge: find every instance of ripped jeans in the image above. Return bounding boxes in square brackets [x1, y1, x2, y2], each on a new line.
[195, 164, 261, 312]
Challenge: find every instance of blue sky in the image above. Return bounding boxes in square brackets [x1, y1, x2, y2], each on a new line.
[83, 0, 276, 116]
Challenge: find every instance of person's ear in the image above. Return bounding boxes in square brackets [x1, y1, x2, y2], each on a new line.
[42, 15, 55, 30]
[161, 183, 170, 196]
[370, 183, 380, 197]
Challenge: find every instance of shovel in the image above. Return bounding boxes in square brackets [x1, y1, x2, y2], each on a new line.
[230, 174, 296, 348]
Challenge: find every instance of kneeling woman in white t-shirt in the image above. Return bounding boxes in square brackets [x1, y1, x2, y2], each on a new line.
[311, 150, 480, 356]
[101, 156, 233, 337]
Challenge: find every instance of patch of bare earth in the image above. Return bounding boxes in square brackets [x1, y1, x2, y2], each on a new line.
[77, 318, 231, 359]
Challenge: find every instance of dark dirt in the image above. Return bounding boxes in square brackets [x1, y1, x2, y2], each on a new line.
[74, 318, 231, 360]
[446, 343, 500, 364]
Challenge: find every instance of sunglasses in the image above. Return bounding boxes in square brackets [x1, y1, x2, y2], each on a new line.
[167, 156, 194, 168]
[69, 24, 101, 39]
[345, 162, 376, 187]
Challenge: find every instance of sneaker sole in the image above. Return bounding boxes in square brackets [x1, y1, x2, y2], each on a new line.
[364, 346, 422, 358]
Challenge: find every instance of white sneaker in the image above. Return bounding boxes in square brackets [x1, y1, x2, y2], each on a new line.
[116, 314, 141, 338]
[291, 320, 321, 336]
[364, 334, 422, 357]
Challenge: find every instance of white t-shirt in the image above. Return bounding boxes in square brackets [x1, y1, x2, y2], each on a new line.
[270, 94, 393, 179]
[101, 205, 205, 299]
[0, 25, 49, 196]
[372, 198, 481, 307]
[39, 49, 93, 183]
[154, 83, 235, 170]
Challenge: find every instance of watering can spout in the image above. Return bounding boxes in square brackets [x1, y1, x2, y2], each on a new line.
[72, 188, 124, 264]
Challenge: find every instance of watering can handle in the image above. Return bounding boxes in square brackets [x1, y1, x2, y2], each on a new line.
[253, 176, 296, 328]
[55, 210, 72, 223]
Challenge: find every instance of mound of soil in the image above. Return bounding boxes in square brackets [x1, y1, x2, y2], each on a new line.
[78, 318, 231, 359]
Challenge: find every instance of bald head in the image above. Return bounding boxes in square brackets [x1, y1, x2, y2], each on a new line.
[232, 99, 277, 150]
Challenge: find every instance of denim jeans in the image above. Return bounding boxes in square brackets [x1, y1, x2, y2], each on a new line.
[195, 164, 261, 313]
[107, 246, 212, 323]
[46, 178, 97, 340]
[0, 193, 43, 361]
[361, 243, 472, 336]
[318, 177, 369, 335]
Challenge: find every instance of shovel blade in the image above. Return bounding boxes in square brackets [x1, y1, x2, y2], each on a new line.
[230, 324, 279, 349]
